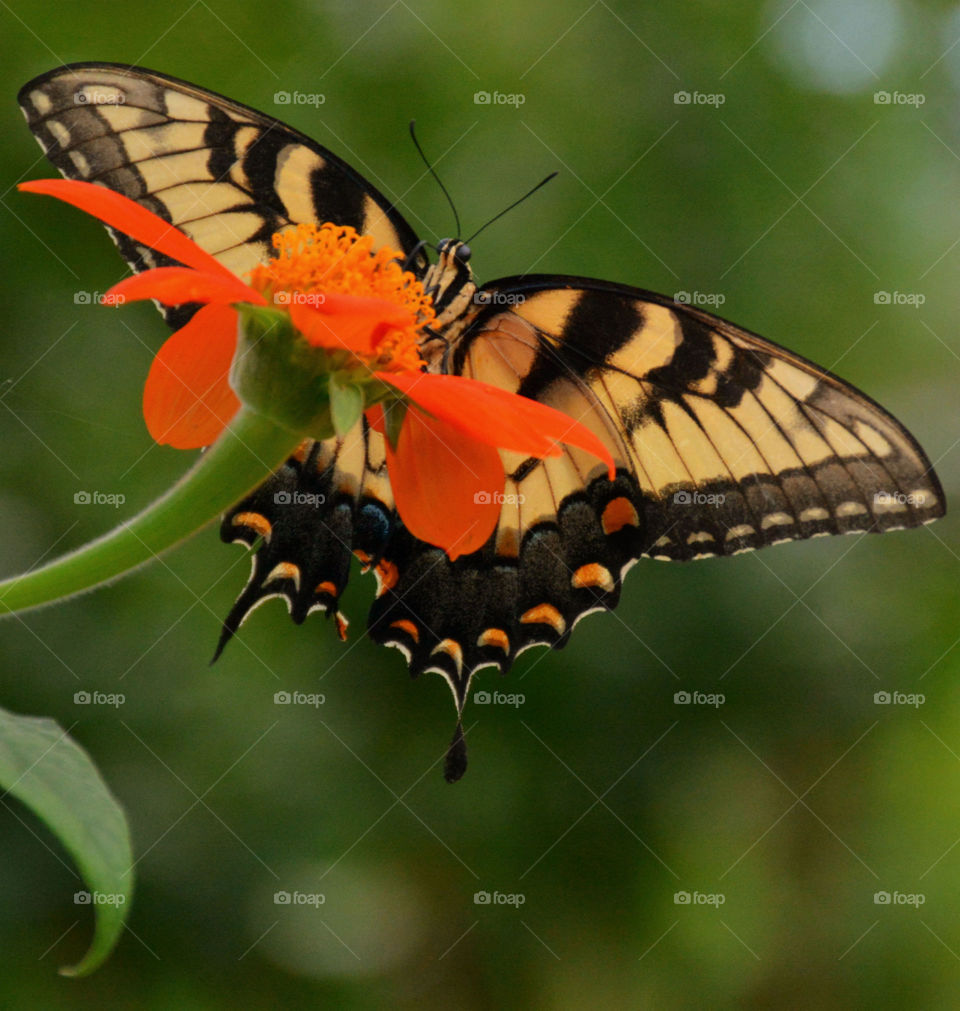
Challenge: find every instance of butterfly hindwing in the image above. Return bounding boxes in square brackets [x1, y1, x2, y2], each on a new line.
[216, 419, 396, 658]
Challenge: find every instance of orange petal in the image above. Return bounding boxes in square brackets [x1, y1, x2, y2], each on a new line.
[290, 295, 414, 353]
[108, 267, 265, 308]
[377, 372, 615, 478]
[385, 405, 504, 560]
[19, 179, 235, 279]
[143, 303, 240, 448]
[366, 403, 387, 435]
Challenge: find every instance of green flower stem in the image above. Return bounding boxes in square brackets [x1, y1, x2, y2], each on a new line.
[0, 408, 302, 617]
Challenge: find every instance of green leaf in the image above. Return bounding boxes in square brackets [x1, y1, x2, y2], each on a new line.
[0, 706, 133, 977]
[328, 373, 364, 436]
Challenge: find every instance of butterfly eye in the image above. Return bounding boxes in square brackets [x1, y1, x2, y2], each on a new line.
[436, 238, 454, 253]
[455, 243, 471, 263]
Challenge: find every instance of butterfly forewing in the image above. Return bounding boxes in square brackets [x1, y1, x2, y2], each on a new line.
[18, 61, 428, 329]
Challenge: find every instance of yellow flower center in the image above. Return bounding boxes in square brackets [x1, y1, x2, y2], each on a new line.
[247, 222, 434, 372]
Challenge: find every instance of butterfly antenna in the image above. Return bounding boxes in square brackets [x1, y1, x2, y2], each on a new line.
[409, 120, 461, 238]
[465, 171, 558, 245]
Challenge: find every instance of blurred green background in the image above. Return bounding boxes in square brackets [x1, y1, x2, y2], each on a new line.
[1, 0, 958, 1006]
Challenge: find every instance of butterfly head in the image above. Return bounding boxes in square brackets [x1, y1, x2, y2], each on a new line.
[436, 237, 471, 264]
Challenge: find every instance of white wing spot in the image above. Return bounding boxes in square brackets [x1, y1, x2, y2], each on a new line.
[760, 511, 794, 530]
[725, 524, 755, 541]
[799, 507, 830, 522]
[686, 531, 715, 545]
[836, 501, 868, 517]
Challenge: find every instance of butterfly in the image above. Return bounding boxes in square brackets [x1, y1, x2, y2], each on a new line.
[19, 63, 945, 780]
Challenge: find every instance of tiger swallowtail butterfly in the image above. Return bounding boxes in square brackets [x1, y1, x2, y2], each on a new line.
[19, 63, 945, 780]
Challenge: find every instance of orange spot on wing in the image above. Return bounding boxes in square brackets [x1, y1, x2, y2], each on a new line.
[520, 603, 566, 636]
[601, 497, 639, 535]
[477, 628, 510, 654]
[334, 611, 349, 641]
[374, 559, 399, 597]
[314, 580, 338, 597]
[264, 562, 300, 590]
[354, 549, 372, 568]
[232, 511, 272, 541]
[431, 638, 463, 672]
[571, 562, 615, 593]
[389, 619, 420, 644]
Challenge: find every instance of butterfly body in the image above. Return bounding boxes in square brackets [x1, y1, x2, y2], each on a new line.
[19, 63, 945, 779]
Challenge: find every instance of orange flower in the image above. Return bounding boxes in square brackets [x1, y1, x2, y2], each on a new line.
[20, 179, 614, 558]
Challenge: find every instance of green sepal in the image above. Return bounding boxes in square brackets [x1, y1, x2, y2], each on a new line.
[328, 373, 365, 437]
[382, 398, 408, 450]
[231, 304, 340, 438]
